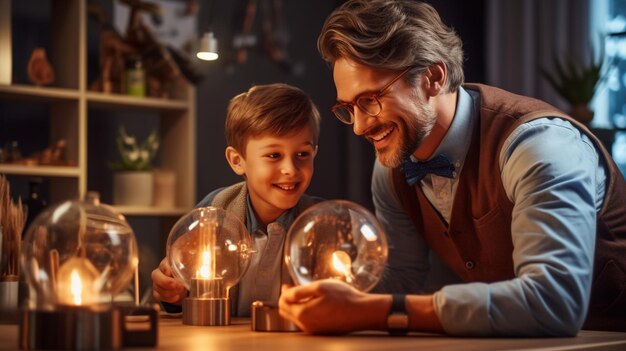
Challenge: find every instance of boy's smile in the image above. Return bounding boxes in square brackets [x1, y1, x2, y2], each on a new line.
[232, 127, 317, 226]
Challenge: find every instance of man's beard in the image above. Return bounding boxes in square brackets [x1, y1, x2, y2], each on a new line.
[376, 101, 436, 168]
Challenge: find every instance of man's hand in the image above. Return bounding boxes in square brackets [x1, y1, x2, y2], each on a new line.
[278, 279, 388, 334]
[151, 257, 186, 305]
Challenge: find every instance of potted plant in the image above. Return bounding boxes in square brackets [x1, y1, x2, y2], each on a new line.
[110, 126, 159, 206]
[540, 50, 604, 124]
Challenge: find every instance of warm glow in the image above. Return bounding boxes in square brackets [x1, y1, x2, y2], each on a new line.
[197, 52, 218, 61]
[331, 251, 353, 283]
[198, 250, 211, 279]
[56, 256, 99, 306]
[70, 270, 83, 305]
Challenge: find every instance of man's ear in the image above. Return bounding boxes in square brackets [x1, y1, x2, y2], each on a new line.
[225, 146, 245, 176]
[422, 62, 447, 97]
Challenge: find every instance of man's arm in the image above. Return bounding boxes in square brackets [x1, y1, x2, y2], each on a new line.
[278, 280, 443, 334]
[434, 118, 605, 336]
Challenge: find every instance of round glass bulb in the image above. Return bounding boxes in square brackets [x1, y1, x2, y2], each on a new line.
[21, 192, 138, 308]
[167, 207, 252, 298]
[285, 200, 388, 292]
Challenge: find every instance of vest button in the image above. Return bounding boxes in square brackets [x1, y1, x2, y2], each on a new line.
[465, 260, 475, 270]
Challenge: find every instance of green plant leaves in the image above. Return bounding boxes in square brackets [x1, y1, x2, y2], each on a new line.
[109, 126, 160, 172]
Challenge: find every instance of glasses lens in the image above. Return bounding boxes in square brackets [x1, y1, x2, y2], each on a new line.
[332, 105, 354, 124]
[356, 95, 382, 116]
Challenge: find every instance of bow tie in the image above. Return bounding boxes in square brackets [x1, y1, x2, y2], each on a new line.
[401, 154, 456, 185]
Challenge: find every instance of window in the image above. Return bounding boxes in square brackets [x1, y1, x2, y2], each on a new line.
[593, 0, 626, 176]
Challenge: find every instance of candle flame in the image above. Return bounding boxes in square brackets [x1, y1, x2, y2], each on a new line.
[198, 250, 211, 279]
[70, 270, 83, 305]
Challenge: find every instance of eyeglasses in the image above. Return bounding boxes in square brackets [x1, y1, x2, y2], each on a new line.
[331, 67, 412, 125]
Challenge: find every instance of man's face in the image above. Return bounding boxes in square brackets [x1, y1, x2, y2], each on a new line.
[238, 127, 317, 224]
[333, 58, 437, 168]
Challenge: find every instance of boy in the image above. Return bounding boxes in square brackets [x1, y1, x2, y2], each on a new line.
[152, 83, 321, 316]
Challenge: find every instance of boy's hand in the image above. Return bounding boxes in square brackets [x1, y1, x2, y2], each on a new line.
[151, 257, 186, 305]
[278, 280, 376, 334]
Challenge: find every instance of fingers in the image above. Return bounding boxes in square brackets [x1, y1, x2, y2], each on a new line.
[280, 282, 321, 304]
[152, 259, 186, 304]
[159, 258, 173, 276]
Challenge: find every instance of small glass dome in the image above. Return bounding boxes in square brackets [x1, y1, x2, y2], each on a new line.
[167, 207, 252, 298]
[21, 192, 138, 308]
[285, 200, 388, 292]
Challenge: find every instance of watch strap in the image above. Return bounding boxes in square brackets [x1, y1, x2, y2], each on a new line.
[387, 294, 409, 335]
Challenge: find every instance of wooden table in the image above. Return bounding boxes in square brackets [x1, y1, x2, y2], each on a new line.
[2, 316, 626, 350]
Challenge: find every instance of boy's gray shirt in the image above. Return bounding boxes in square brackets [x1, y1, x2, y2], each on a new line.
[197, 181, 319, 316]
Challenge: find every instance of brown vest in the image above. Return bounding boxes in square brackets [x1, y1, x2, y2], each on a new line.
[391, 84, 626, 331]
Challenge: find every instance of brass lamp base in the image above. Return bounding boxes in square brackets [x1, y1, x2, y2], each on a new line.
[182, 297, 229, 326]
[251, 301, 299, 332]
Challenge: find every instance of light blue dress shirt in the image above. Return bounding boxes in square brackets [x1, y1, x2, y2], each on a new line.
[372, 87, 607, 336]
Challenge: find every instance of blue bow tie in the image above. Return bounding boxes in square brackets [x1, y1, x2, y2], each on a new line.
[401, 154, 456, 185]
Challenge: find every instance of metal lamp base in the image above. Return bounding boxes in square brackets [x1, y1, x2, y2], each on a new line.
[19, 306, 121, 350]
[182, 297, 229, 326]
[251, 301, 299, 332]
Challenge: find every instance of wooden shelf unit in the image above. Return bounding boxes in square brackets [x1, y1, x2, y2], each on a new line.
[0, 0, 196, 216]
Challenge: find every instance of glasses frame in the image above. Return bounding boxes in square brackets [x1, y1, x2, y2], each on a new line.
[331, 67, 412, 125]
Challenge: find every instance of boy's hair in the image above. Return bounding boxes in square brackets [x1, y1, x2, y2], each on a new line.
[317, 0, 464, 93]
[225, 83, 321, 156]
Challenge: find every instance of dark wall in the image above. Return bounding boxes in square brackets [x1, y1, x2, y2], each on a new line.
[195, 0, 486, 210]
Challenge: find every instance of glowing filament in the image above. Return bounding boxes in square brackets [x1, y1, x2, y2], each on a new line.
[198, 250, 212, 279]
[70, 270, 83, 305]
[331, 251, 354, 284]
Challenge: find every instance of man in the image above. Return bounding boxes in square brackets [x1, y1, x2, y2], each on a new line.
[279, 0, 626, 336]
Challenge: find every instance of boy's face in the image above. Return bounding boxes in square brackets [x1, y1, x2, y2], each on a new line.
[227, 126, 317, 225]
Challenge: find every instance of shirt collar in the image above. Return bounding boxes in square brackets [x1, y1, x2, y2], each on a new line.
[411, 86, 478, 178]
[245, 194, 297, 233]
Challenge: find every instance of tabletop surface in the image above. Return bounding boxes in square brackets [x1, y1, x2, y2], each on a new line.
[2, 316, 626, 351]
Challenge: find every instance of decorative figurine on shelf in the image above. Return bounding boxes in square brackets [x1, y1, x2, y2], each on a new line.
[37, 139, 70, 166]
[0, 141, 22, 163]
[87, 2, 139, 94]
[8, 139, 75, 167]
[26, 47, 55, 86]
[87, 0, 202, 97]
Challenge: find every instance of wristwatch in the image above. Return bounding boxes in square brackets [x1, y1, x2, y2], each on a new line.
[387, 294, 409, 336]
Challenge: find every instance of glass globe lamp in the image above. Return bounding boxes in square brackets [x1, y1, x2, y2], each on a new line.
[19, 192, 138, 350]
[167, 207, 252, 326]
[285, 200, 388, 292]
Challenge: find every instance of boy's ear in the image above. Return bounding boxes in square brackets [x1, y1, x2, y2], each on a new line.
[313, 145, 319, 158]
[225, 146, 245, 176]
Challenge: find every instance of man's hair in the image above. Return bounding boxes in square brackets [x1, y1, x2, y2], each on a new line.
[318, 0, 464, 92]
[225, 83, 321, 156]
